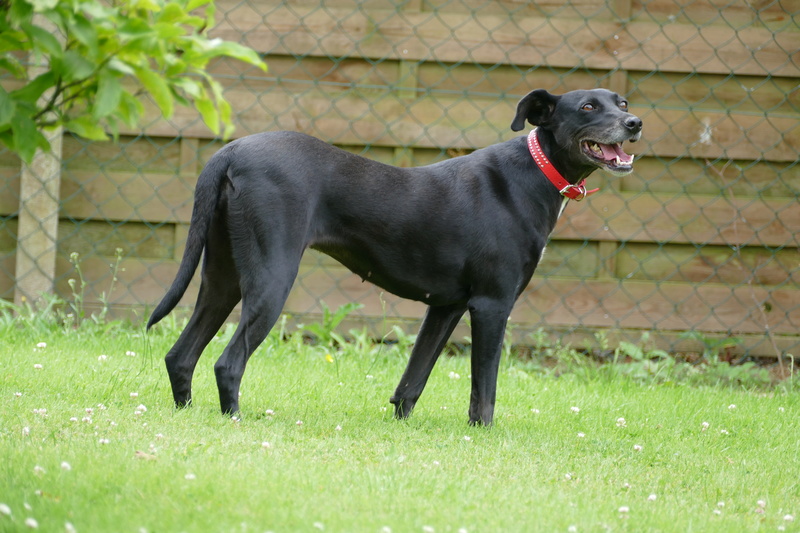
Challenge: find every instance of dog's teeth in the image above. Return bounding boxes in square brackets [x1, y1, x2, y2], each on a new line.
[615, 156, 621, 166]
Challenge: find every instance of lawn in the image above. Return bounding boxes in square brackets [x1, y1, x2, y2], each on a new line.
[1, 316, 798, 532]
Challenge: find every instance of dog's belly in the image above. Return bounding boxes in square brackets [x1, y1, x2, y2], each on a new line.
[310, 243, 469, 306]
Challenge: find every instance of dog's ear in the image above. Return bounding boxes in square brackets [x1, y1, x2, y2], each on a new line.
[510, 89, 560, 131]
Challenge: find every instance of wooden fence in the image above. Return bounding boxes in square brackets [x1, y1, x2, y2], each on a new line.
[1, 0, 798, 356]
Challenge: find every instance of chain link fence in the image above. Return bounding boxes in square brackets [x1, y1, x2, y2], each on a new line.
[1, 0, 798, 358]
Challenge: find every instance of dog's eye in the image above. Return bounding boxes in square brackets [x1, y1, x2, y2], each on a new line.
[620, 101, 628, 110]
[581, 103, 595, 111]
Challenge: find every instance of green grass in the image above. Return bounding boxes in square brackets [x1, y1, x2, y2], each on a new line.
[1, 319, 798, 533]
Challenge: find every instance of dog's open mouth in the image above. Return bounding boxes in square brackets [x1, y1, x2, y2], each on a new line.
[582, 140, 634, 174]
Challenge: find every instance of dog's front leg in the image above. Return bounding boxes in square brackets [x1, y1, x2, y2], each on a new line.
[390, 304, 466, 419]
[467, 297, 514, 426]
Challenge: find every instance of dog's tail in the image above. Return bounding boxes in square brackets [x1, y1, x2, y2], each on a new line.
[146, 150, 231, 329]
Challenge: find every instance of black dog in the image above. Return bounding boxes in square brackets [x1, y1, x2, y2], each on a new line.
[147, 88, 642, 425]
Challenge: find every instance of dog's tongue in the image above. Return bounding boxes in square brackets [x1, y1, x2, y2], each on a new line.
[599, 143, 633, 165]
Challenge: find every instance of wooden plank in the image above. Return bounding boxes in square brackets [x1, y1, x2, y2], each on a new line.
[116, 84, 797, 162]
[615, 243, 800, 286]
[210, 3, 799, 76]
[513, 277, 799, 336]
[621, 157, 800, 198]
[630, 0, 792, 28]
[57, 157, 798, 248]
[555, 192, 799, 247]
[279, 267, 800, 335]
[59, 170, 196, 224]
[57, 220, 175, 260]
[54, 254, 201, 309]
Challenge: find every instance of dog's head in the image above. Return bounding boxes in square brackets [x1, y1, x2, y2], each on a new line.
[511, 88, 642, 176]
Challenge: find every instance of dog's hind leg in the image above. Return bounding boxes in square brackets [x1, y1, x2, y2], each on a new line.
[164, 222, 241, 408]
[213, 260, 300, 415]
[390, 304, 466, 419]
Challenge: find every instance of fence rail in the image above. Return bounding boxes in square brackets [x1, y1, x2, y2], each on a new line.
[1, 0, 798, 357]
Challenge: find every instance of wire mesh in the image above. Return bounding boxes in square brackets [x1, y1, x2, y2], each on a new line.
[1, 0, 798, 357]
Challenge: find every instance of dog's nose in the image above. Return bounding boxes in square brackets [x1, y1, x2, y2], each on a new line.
[625, 116, 643, 133]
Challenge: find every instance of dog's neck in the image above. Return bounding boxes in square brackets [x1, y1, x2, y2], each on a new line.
[527, 128, 598, 201]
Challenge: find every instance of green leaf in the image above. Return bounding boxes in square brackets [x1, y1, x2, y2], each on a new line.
[66, 13, 99, 57]
[0, 56, 26, 78]
[0, 87, 16, 127]
[12, 113, 49, 164]
[8, 1, 34, 27]
[21, 22, 63, 58]
[56, 51, 95, 82]
[66, 116, 108, 140]
[30, 0, 60, 10]
[190, 38, 266, 70]
[117, 92, 144, 127]
[134, 67, 173, 117]
[93, 70, 122, 119]
[196, 96, 219, 135]
[186, 0, 213, 11]
[10, 71, 56, 104]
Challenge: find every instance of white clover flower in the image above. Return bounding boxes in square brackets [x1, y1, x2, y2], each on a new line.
[728, 404, 736, 410]
[720, 429, 729, 435]
[648, 494, 657, 501]
[365, 374, 374, 380]
[296, 420, 303, 426]
[85, 408, 93, 415]
[448, 371, 460, 379]
[36, 342, 47, 349]
[618, 506, 630, 513]
[65, 522, 77, 533]
[261, 442, 271, 449]
[577, 432, 585, 438]
[25, 517, 38, 528]
[33, 364, 43, 370]
[622, 483, 631, 490]
[33, 465, 45, 476]
[616, 417, 627, 427]
[126, 351, 136, 357]
[129, 392, 139, 399]
[155, 433, 164, 440]
[713, 509, 721, 515]
[633, 444, 643, 452]
[463, 435, 471, 441]
[82, 417, 92, 423]
[22, 426, 30, 436]
[265, 409, 275, 416]
[14, 392, 22, 398]
[60, 462, 71, 471]
[784, 515, 794, 522]
[184, 473, 196, 480]
[69, 417, 78, 423]
[335, 425, 342, 431]
[98, 438, 110, 445]
[531, 408, 540, 414]
[568, 527, 577, 533]
[98, 355, 108, 362]
[757, 500, 766, 508]
[717, 501, 725, 508]
[701, 421, 710, 431]
[0, 503, 11, 516]
[570, 406, 580, 413]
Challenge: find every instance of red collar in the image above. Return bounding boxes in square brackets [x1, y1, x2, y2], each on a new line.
[527, 128, 598, 201]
